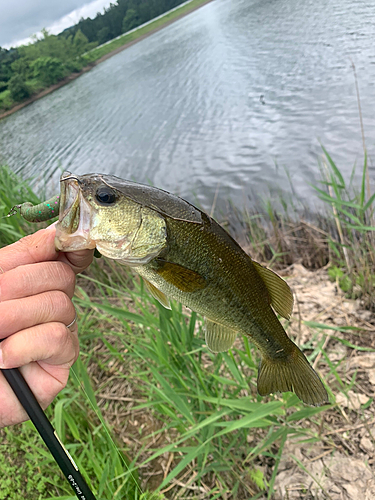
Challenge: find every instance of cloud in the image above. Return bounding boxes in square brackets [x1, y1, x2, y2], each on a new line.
[0, 0, 112, 48]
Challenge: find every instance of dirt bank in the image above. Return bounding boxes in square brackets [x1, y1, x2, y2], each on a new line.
[274, 264, 375, 500]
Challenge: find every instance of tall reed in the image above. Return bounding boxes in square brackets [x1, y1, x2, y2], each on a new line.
[312, 147, 375, 306]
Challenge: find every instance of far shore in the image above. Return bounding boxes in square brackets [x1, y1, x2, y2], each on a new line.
[0, 0, 213, 122]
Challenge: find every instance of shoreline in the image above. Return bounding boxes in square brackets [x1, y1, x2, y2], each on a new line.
[0, 0, 213, 122]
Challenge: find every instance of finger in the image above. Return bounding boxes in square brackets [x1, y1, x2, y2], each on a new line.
[0, 291, 76, 338]
[0, 369, 32, 426]
[0, 323, 79, 427]
[0, 358, 74, 427]
[58, 248, 94, 274]
[0, 261, 76, 301]
[0, 226, 58, 273]
[0, 321, 79, 370]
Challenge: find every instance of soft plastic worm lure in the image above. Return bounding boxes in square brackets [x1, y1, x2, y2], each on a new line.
[6, 195, 102, 259]
[6, 195, 60, 222]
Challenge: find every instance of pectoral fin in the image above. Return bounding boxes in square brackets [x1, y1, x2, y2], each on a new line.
[205, 319, 237, 352]
[156, 260, 206, 293]
[252, 261, 294, 320]
[143, 279, 171, 309]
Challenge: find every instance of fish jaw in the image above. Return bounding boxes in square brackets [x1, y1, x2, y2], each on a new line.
[55, 173, 96, 252]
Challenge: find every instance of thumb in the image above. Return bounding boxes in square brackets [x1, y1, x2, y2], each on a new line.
[48, 222, 94, 273]
[57, 248, 95, 274]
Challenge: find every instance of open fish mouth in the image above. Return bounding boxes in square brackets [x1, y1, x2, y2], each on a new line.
[55, 171, 96, 251]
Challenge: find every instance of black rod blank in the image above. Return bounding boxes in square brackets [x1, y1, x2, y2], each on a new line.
[1, 366, 97, 500]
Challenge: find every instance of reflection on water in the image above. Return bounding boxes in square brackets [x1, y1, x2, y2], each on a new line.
[0, 0, 374, 212]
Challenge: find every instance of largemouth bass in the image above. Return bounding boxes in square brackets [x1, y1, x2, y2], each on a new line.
[55, 171, 328, 406]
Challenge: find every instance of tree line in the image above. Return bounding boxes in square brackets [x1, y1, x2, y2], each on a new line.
[0, 0, 185, 110]
[64, 0, 185, 45]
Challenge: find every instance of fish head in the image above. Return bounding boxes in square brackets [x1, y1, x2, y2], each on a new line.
[55, 172, 167, 265]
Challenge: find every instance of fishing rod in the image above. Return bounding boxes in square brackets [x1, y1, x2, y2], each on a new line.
[1, 363, 98, 500]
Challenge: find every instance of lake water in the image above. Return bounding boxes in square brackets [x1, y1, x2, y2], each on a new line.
[0, 0, 374, 213]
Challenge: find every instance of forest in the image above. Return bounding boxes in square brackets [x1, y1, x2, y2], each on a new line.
[0, 0, 186, 111]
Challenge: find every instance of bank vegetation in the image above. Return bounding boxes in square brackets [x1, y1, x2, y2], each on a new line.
[0, 148, 374, 499]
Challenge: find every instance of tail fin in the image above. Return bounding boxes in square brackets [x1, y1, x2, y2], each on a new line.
[257, 345, 328, 406]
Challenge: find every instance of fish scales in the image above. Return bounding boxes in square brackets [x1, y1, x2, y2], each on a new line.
[135, 215, 290, 356]
[52, 172, 328, 406]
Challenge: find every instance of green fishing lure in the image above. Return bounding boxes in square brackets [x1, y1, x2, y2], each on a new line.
[7, 195, 60, 222]
[7, 194, 102, 258]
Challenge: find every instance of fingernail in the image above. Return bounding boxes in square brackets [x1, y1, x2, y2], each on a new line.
[0, 347, 5, 368]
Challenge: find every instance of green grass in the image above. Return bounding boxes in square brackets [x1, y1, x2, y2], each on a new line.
[0, 160, 373, 498]
[0, 421, 69, 499]
[83, 0, 211, 64]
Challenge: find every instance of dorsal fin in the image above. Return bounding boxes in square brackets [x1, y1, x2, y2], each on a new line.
[252, 261, 293, 320]
[205, 319, 237, 352]
[143, 279, 171, 309]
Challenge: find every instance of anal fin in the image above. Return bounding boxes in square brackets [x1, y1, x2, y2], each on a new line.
[143, 279, 171, 309]
[205, 319, 237, 353]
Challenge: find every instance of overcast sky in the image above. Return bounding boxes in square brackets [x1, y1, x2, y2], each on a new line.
[0, 0, 113, 48]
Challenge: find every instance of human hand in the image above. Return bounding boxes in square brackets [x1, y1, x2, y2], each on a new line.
[0, 225, 94, 427]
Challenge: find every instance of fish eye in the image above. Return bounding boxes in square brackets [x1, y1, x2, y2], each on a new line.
[95, 186, 116, 205]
